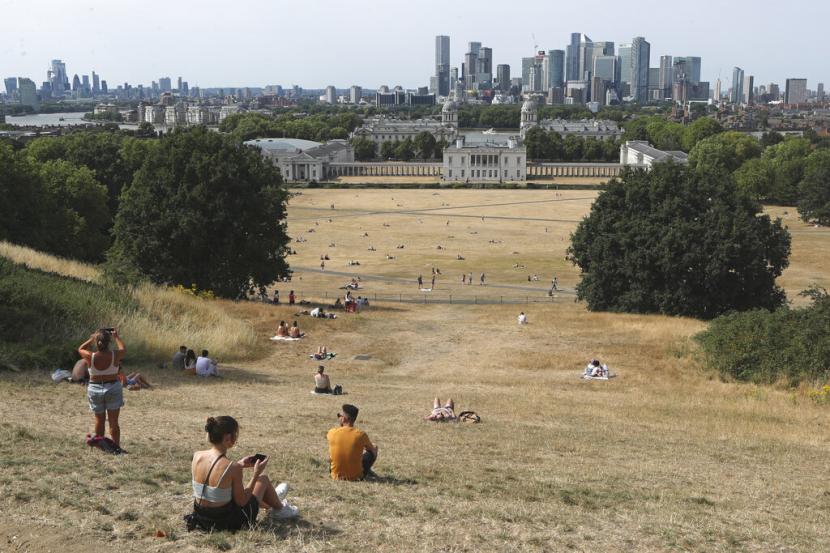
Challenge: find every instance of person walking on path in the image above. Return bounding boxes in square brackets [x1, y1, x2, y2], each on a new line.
[480, 273, 486, 286]
[417, 274, 423, 288]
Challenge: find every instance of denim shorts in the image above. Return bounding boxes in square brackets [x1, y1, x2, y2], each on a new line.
[87, 381, 124, 413]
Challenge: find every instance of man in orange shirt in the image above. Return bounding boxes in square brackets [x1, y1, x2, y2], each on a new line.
[327, 404, 378, 480]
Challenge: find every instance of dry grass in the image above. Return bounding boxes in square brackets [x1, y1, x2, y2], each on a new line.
[0, 240, 100, 282]
[1, 191, 828, 552]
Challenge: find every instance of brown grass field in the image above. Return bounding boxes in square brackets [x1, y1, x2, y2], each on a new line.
[1, 190, 828, 553]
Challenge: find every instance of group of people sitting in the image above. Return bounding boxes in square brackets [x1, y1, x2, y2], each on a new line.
[275, 321, 304, 339]
[583, 359, 610, 378]
[173, 345, 220, 377]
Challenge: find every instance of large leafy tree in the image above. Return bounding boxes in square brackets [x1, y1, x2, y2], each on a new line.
[109, 127, 290, 297]
[0, 143, 52, 250]
[413, 131, 437, 160]
[350, 137, 376, 161]
[567, 162, 791, 319]
[797, 149, 830, 225]
[681, 117, 723, 152]
[689, 132, 762, 174]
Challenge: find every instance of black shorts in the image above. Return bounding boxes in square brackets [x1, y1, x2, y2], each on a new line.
[192, 496, 259, 531]
[314, 387, 333, 394]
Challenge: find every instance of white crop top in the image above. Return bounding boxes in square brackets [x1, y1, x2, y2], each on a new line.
[88, 351, 119, 377]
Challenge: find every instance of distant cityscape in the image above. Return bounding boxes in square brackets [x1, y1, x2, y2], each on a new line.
[1, 32, 826, 116]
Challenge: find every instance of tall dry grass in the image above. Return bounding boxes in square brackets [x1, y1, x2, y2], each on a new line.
[0, 241, 258, 362]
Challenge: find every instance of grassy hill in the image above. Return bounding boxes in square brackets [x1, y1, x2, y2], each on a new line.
[0, 241, 258, 371]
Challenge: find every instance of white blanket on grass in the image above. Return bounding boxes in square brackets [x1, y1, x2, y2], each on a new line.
[270, 335, 304, 341]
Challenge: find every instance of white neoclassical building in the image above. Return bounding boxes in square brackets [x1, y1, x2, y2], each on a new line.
[350, 98, 459, 153]
[519, 98, 538, 138]
[443, 133, 527, 182]
[619, 141, 689, 169]
[245, 138, 354, 182]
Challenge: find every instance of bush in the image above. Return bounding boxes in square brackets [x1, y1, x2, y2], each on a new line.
[696, 288, 830, 385]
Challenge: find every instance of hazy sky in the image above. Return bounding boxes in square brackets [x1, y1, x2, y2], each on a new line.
[1, 0, 827, 91]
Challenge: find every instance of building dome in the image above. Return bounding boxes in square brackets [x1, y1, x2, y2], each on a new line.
[521, 98, 536, 113]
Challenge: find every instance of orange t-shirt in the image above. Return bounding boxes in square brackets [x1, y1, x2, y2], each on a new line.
[327, 426, 372, 480]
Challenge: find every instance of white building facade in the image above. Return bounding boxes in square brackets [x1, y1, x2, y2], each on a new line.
[443, 136, 527, 182]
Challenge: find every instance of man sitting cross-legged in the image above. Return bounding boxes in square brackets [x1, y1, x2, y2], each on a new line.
[327, 404, 378, 480]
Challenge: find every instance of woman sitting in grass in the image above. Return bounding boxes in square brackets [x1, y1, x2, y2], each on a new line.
[184, 349, 197, 374]
[289, 321, 303, 338]
[189, 416, 298, 531]
[275, 321, 289, 337]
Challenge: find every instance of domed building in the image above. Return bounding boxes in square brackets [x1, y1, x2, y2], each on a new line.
[519, 98, 538, 138]
[441, 98, 458, 129]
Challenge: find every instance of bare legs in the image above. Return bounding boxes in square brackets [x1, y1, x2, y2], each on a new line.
[107, 409, 120, 447]
[251, 474, 283, 510]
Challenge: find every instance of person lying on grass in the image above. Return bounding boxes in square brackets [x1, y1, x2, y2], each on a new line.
[118, 370, 152, 390]
[425, 397, 457, 422]
[327, 404, 378, 480]
[189, 416, 298, 532]
[78, 328, 127, 448]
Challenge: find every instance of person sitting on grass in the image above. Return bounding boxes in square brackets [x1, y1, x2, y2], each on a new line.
[517, 312, 528, 325]
[78, 329, 127, 450]
[289, 321, 303, 339]
[119, 370, 152, 390]
[275, 321, 289, 337]
[584, 359, 607, 377]
[184, 349, 198, 374]
[172, 345, 187, 370]
[196, 350, 220, 377]
[71, 358, 89, 383]
[314, 366, 333, 394]
[327, 404, 378, 480]
[425, 397, 457, 422]
[189, 416, 298, 532]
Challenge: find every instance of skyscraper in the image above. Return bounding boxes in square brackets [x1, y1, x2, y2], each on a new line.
[92, 71, 100, 95]
[49, 59, 67, 96]
[434, 35, 450, 97]
[477, 47, 493, 88]
[566, 33, 581, 82]
[785, 78, 808, 105]
[463, 43, 481, 89]
[673, 57, 702, 84]
[593, 56, 616, 84]
[549, 50, 565, 89]
[349, 85, 362, 103]
[324, 85, 336, 104]
[159, 77, 172, 92]
[818, 83, 825, 102]
[81, 75, 90, 97]
[659, 55, 673, 99]
[743, 75, 755, 105]
[631, 37, 650, 104]
[72, 74, 81, 92]
[731, 67, 744, 104]
[4, 77, 17, 95]
[18, 77, 39, 109]
[496, 64, 510, 92]
[714, 78, 722, 101]
[618, 43, 632, 87]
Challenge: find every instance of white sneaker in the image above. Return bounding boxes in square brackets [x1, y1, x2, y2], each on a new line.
[275, 482, 289, 502]
[270, 502, 300, 520]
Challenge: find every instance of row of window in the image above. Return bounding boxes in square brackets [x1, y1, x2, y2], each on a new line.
[447, 169, 523, 178]
[447, 156, 523, 166]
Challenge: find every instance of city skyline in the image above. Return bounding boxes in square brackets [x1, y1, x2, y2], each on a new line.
[1, 0, 827, 90]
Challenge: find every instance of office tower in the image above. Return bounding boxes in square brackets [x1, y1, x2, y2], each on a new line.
[324, 86, 336, 104]
[81, 75, 90, 97]
[631, 37, 650, 104]
[477, 47, 493, 88]
[659, 55, 673, 99]
[349, 85, 362, 103]
[92, 71, 100, 95]
[743, 75, 754, 105]
[463, 43, 480, 88]
[593, 56, 617, 84]
[618, 43, 632, 86]
[566, 33, 581, 82]
[768, 83, 779, 101]
[731, 67, 744, 104]
[591, 76, 606, 106]
[159, 77, 172, 92]
[714, 78, 722, 101]
[785, 78, 808, 105]
[40, 81, 52, 99]
[182, 82, 189, 96]
[49, 59, 67, 96]
[177, 76, 183, 92]
[673, 57, 701, 84]
[496, 64, 510, 92]
[451, 67, 458, 83]
[434, 35, 450, 97]
[549, 50, 565, 89]
[521, 57, 535, 91]
[818, 83, 825, 102]
[4, 77, 17, 95]
[101, 80, 108, 94]
[70, 74, 80, 92]
[18, 77, 39, 109]
[588, 41, 614, 80]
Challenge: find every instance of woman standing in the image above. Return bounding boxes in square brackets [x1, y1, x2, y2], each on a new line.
[190, 416, 298, 531]
[78, 329, 126, 449]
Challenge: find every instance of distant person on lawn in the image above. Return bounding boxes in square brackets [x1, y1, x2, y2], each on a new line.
[78, 329, 126, 448]
[327, 404, 378, 480]
[314, 366, 333, 394]
[172, 345, 187, 370]
[184, 349, 198, 374]
[275, 321, 289, 337]
[289, 321, 303, 338]
[189, 416, 298, 532]
[196, 350, 220, 377]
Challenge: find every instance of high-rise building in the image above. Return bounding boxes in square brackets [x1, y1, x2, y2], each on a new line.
[496, 64, 510, 92]
[593, 55, 617, 85]
[673, 57, 701, 84]
[566, 33, 581, 82]
[785, 78, 808, 105]
[349, 85, 362, 104]
[18, 77, 39, 109]
[463, 43, 481, 89]
[324, 85, 336, 104]
[477, 47, 493, 88]
[101, 80, 108, 94]
[549, 50, 565, 89]
[618, 43, 632, 87]
[588, 41, 614, 80]
[4, 77, 17, 95]
[731, 67, 744, 104]
[159, 77, 172, 92]
[591, 76, 606, 106]
[177, 76, 183, 93]
[631, 37, 650, 104]
[658, 55, 673, 99]
[817, 83, 825, 102]
[92, 71, 100, 95]
[714, 78, 722, 101]
[743, 75, 755, 105]
[72, 74, 81, 92]
[434, 35, 450, 97]
[49, 59, 67, 96]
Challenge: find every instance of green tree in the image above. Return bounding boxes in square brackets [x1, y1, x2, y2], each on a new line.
[434, 139, 448, 160]
[413, 131, 437, 160]
[646, 120, 685, 151]
[689, 132, 762, 174]
[763, 138, 812, 204]
[38, 160, 111, 261]
[734, 157, 775, 201]
[351, 137, 376, 161]
[567, 162, 790, 319]
[135, 121, 156, 138]
[0, 143, 52, 251]
[380, 141, 396, 160]
[394, 138, 415, 161]
[681, 117, 723, 152]
[797, 149, 830, 225]
[108, 127, 290, 297]
[523, 127, 549, 160]
[562, 135, 584, 161]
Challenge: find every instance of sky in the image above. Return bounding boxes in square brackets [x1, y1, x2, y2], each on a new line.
[1, 0, 828, 92]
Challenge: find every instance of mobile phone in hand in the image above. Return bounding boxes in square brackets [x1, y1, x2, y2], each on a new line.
[252, 453, 267, 463]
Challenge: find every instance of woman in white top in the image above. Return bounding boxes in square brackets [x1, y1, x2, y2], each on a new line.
[78, 329, 126, 449]
[189, 416, 297, 531]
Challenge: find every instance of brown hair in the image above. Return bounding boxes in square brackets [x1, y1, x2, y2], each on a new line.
[205, 416, 239, 445]
[96, 330, 111, 352]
